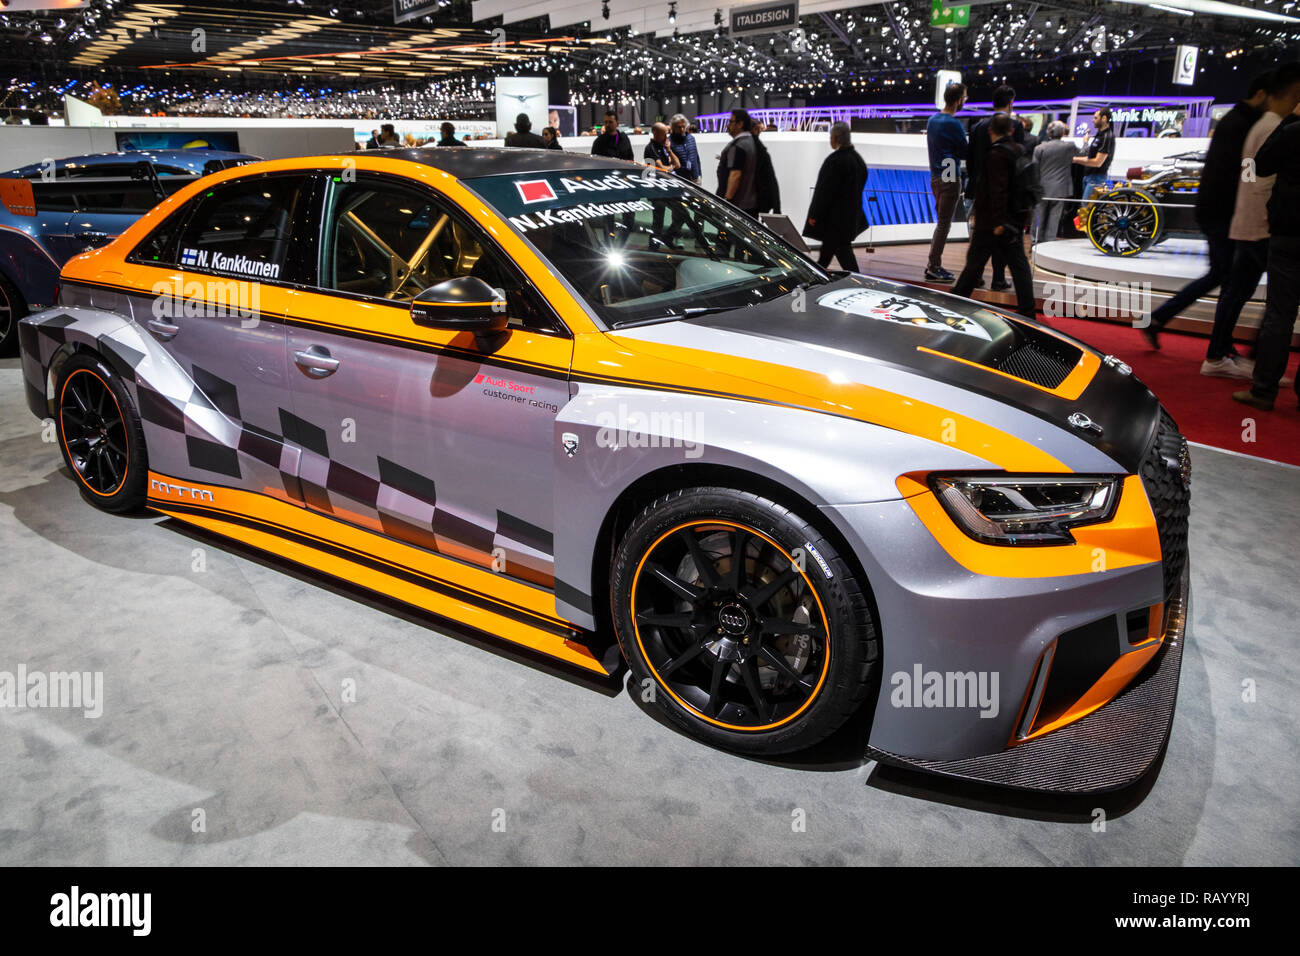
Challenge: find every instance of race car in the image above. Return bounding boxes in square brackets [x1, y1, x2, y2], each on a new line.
[0, 149, 256, 355]
[18, 148, 1191, 792]
[1082, 150, 1205, 257]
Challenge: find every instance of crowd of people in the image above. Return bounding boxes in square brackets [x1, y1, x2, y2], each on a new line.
[924, 82, 1115, 319]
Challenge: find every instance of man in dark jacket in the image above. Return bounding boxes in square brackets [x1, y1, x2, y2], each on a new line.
[752, 122, 781, 214]
[1144, 72, 1271, 347]
[591, 111, 633, 160]
[951, 113, 1035, 319]
[1234, 112, 1300, 410]
[802, 122, 869, 272]
[504, 113, 546, 149]
[435, 122, 466, 147]
[964, 85, 1024, 291]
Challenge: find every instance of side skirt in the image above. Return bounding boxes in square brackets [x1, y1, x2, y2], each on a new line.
[146, 471, 608, 676]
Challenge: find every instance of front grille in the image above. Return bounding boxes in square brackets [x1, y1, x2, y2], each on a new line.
[1138, 409, 1191, 601]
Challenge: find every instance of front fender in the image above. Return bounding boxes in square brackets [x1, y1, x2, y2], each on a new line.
[550, 381, 996, 628]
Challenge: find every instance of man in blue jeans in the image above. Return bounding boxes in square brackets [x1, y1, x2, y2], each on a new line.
[925, 82, 968, 282]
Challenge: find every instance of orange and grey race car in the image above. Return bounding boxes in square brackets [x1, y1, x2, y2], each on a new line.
[18, 149, 1190, 792]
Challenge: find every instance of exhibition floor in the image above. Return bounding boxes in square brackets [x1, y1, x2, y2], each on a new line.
[1, 357, 1297, 866]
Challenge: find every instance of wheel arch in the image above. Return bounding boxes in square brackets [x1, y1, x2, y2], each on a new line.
[584, 461, 884, 653]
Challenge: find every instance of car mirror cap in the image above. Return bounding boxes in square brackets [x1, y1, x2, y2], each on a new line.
[410, 276, 509, 341]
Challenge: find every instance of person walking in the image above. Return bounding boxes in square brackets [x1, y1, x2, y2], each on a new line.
[504, 113, 546, 148]
[668, 113, 702, 182]
[1202, 63, 1300, 378]
[1143, 71, 1271, 348]
[435, 122, 466, 147]
[591, 110, 633, 160]
[965, 85, 1023, 291]
[802, 121, 869, 272]
[951, 113, 1036, 320]
[925, 81, 968, 282]
[1234, 111, 1300, 410]
[717, 108, 760, 216]
[1032, 121, 1079, 243]
[1072, 107, 1115, 205]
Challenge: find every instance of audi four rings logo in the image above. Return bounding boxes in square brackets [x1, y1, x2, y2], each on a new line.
[718, 605, 749, 634]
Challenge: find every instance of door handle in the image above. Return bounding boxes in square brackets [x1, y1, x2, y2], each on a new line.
[294, 346, 340, 378]
[146, 317, 180, 340]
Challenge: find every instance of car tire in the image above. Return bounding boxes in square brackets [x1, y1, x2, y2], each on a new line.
[0, 270, 26, 357]
[610, 487, 878, 755]
[53, 352, 149, 513]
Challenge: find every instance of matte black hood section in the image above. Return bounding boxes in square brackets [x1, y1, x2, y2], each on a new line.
[689, 274, 1160, 473]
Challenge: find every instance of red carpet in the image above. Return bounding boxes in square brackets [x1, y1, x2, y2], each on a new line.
[1047, 317, 1300, 467]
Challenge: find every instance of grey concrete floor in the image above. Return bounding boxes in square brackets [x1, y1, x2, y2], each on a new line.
[1, 355, 1297, 866]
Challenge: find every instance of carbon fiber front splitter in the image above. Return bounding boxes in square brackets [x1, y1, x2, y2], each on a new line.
[867, 563, 1191, 794]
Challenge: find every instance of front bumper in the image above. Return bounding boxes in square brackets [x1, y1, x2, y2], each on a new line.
[867, 562, 1190, 793]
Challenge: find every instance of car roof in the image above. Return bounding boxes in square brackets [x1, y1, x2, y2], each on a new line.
[351, 146, 641, 179]
[3, 149, 257, 178]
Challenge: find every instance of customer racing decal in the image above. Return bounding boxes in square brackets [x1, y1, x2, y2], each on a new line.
[817, 288, 993, 342]
[474, 373, 559, 412]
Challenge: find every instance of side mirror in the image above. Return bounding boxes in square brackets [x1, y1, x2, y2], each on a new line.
[410, 276, 509, 344]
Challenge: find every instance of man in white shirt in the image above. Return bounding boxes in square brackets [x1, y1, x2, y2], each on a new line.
[1201, 63, 1300, 379]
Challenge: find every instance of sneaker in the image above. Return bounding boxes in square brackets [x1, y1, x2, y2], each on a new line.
[1141, 325, 1160, 350]
[1201, 356, 1254, 379]
[924, 266, 954, 282]
[991, 279, 1012, 292]
[1232, 390, 1274, 411]
[1233, 355, 1256, 375]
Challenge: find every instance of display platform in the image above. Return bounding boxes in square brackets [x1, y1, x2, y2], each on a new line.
[1033, 238, 1267, 299]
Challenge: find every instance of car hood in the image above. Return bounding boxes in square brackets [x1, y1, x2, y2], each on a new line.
[605, 273, 1159, 473]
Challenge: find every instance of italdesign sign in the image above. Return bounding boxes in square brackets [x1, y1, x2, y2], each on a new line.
[730, 1, 799, 36]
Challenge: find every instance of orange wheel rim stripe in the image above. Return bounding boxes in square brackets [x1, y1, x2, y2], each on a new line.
[59, 368, 129, 498]
[630, 519, 831, 733]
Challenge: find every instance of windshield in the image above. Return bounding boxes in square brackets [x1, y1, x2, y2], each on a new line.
[465, 167, 829, 327]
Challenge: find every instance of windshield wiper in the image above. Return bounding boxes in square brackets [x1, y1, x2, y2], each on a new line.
[610, 305, 740, 329]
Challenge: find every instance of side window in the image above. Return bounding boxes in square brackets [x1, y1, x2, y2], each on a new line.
[319, 177, 560, 332]
[128, 205, 192, 267]
[172, 175, 309, 282]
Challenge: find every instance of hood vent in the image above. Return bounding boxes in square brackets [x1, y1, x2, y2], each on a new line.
[992, 324, 1082, 389]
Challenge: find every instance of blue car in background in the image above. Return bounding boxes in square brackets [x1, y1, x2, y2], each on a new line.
[0, 149, 257, 353]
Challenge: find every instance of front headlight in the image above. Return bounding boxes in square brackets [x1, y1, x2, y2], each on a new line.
[929, 475, 1121, 546]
